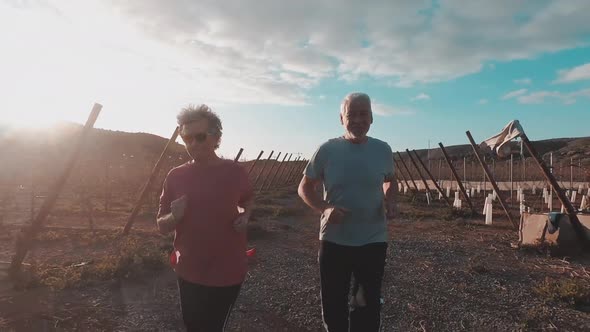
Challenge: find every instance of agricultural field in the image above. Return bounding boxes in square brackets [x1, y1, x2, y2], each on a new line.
[1, 187, 589, 331]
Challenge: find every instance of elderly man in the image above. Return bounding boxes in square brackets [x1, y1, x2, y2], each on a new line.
[298, 93, 397, 332]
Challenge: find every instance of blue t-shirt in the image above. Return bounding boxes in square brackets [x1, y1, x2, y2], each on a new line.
[304, 136, 394, 246]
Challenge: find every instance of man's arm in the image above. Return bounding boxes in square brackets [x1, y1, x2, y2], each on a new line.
[298, 176, 328, 214]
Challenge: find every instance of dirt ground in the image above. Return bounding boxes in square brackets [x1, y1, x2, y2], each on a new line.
[1, 189, 589, 331]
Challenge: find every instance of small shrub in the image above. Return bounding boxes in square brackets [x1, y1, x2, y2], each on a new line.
[534, 277, 590, 307]
[18, 236, 169, 290]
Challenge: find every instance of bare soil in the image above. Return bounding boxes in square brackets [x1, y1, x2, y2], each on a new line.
[1, 190, 589, 331]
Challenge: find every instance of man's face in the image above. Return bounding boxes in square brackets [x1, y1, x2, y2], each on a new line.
[340, 99, 373, 139]
[180, 119, 218, 159]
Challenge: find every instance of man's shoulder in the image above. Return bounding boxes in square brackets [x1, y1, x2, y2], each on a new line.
[317, 137, 346, 150]
[368, 137, 391, 149]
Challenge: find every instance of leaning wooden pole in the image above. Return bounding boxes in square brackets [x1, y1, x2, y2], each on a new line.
[438, 143, 475, 213]
[465, 132, 516, 228]
[394, 159, 412, 191]
[253, 151, 274, 189]
[282, 156, 301, 186]
[395, 152, 419, 191]
[289, 159, 307, 184]
[520, 133, 590, 246]
[233, 148, 244, 162]
[11, 103, 102, 272]
[123, 126, 180, 235]
[259, 152, 282, 192]
[406, 149, 434, 199]
[247, 150, 264, 176]
[264, 153, 289, 190]
[412, 150, 452, 207]
[274, 154, 293, 185]
[268, 153, 292, 190]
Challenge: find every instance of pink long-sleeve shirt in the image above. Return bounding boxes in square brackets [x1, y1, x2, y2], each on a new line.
[158, 159, 253, 286]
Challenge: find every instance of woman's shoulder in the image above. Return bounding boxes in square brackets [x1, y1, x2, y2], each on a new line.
[166, 161, 193, 177]
[221, 158, 248, 174]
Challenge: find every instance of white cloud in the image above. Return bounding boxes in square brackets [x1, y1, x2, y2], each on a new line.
[478, 99, 488, 105]
[372, 103, 415, 117]
[514, 78, 532, 85]
[554, 63, 590, 83]
[501, 89, 528, 100]
[3, 0, 590, 120]
[411, 93, 431, 101]
[516, 88, 590, 104]
[103, 0, 590, 87]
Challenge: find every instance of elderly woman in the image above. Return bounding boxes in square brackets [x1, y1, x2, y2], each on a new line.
[157, 104, 254, 331]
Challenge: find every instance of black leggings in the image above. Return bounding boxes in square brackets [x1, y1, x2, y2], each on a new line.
[319, 241, 388, 332]
[177, 277, 241, 332]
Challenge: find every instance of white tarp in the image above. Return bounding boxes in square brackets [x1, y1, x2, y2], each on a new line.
[480, 120, 524, 158]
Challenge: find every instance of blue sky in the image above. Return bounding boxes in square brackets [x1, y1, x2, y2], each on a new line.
[1, 1, 589, 160]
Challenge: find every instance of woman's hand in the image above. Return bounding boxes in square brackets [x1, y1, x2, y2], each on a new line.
[233, 213, 249, 232]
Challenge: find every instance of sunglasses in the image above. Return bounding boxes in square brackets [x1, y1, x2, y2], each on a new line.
[181, 132, 215, 143]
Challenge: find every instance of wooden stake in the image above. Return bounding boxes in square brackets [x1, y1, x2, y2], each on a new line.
[465, 131, 516, 228]
[395, 152, 419, 191]
[123, 126, 180, 235]
[11, 103, 102, 272]
[412, 150, 452, 206]
[405, 149, 434, 199]
[247, 150, 264, 176]
[438, 143, 475, 213]
[521, 133, 590, 247]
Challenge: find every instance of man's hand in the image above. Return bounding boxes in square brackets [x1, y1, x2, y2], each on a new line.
[170, 195, 188, 222]
[233, 213, 249, 232]
[322, 205, 350, 224]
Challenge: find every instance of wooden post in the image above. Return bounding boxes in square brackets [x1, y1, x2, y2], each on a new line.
[233, 148, 244, 162]
[259, 152, 282, 191]
[412, 150, 452, 206]
[268, 153, 292, 190]
[438, 143, 475, 213]
[395, 152, 419, 191]
[247, 150, 264, 176]
[289, 159, 307, 184]
[253, 151, 274, 190]
[510, 154, 514, 205]
[465, 131, 516, 228]
[104, 159, 111, 212]
[11, 103, 102, 272]
[282, 157, 301, 186]
[264, 153, 289, 190]
[394, 159, 412, 190]
[520, 134, 590, 247]
[405, 149, 434, 199]
[274, 154, 293, 185]
[122, 126, 180, 235]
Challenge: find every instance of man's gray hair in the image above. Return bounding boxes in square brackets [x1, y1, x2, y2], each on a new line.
[177, 104, 223, 148]
[340, 92, 372, 115]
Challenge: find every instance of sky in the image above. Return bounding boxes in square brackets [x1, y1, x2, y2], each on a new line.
[1, 0, 590, 160]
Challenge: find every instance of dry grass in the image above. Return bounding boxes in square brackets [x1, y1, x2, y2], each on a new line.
[15, 231, 169, 290]
[534, 277, 590, 308]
